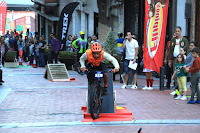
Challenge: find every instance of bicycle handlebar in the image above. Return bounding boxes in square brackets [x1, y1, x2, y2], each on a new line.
[84, 69, 114, 75]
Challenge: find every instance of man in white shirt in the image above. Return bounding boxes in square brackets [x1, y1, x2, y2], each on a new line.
[121, 32, 139, 89]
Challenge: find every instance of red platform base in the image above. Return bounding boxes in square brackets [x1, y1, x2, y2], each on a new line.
[81, 106, 134, 122]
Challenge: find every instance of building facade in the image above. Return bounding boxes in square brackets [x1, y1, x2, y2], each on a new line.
[97, 0, 145, 44]
[30, 0, 200, 48]
[6, 11, 35, 34]
[31, 0, 98, 42]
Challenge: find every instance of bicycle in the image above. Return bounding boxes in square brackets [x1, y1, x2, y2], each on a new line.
[85, 69, 113, 119]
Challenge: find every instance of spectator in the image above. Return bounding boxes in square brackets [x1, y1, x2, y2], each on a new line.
[34, 43, 40, 67]
[121, 31, 138, 89]
[17, 34, 24, 61]
[34, 32, 39, 43]
[141, 44, 154, 90]
[66, 35, 73, 52]
[185, 41, 198, 82]
[19, 31, 23, 38]
[26, 29, 32, 39]
[116, 32, 125, 56]
[49, 33, 60, 64]
[14, 29, 18, 37]
[184, 47, 200, 104]
[39, 36, 47, 67]
[91, 34, 103, 48]
[171, 54, 187, 100]
[48, 34, 52, 48]
[180, 47, 187, 60]
[0, 36, 8, 66]
[4, 34, 9, 46]
[72, 31, 89, 60]
[168, 26, 189, 90]
[14, 36, 19, 59]
[29, 38, 35, 65]
[9, 31, 15, 49]
[34, 33, 39, 45]
[72, 34, 78, 43]
[0, 38, 4, 85]
[24, 36, 29, 62]
[87, 36, 92, 48]
[164, 39, 173, 89]
[72, 31, 89, 74]
[5, 30, 10, 37]
[164, 33, 176, 90]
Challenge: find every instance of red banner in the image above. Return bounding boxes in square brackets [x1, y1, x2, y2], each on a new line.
[0, 0, 7, 36]
[143, 0, 169, 73]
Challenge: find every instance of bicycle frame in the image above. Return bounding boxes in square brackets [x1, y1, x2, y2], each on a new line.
[86, 69, 113, 119]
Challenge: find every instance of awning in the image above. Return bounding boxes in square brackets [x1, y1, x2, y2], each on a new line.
[29, 7, 59, 21]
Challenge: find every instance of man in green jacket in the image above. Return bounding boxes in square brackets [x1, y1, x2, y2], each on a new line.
[72, 31, 89, 60]
[168, 26, 189, 90]
[72, 31, 89, 74]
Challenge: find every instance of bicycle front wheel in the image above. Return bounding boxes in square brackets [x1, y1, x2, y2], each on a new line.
[90, 84, 102, 119]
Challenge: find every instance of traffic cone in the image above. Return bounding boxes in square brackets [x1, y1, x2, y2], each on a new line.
[27, 61, 30, 66]
[19, 57, 23, 65]
[32, 58, 37, 68]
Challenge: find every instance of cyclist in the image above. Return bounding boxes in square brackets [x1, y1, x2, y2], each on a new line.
[80, 42, 119, 95]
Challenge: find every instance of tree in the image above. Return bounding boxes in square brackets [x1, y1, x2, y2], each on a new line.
[5, 24, 10, 30]
[16, 25, 24, 32]
[104, 31, 117, 56]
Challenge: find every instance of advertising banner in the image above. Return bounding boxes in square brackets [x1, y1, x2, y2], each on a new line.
[143, 0, 169, 73]
[57, 2, 79, 46]
[0, 0, 7, 36]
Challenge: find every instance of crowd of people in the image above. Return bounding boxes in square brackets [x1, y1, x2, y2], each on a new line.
[0, 27, 199, 103]
[108, 26, 200, 104]
[0, 29, 50, 67]
[0, 29, 104, 68]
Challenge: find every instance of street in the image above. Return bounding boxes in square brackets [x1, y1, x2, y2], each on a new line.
[0, 65, 200, 133]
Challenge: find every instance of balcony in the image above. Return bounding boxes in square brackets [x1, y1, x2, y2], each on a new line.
[31, 0, 58, 6]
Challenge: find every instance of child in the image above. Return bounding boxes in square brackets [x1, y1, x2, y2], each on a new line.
[180, 47, 187, 60]
[183, 47, 200, 104]
[34, 43, 40, 67]
[80, 42, 119, 95]
[171, 54, 187, 100]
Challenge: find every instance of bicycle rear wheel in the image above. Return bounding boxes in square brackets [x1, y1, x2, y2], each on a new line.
[90, 84, 102, 119]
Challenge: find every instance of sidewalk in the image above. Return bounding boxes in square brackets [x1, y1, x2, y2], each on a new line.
[0, 65, 200, 133]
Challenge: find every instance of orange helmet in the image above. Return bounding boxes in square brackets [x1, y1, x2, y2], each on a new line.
[91, 42, 102, 52]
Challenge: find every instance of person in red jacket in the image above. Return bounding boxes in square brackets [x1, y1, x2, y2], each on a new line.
[183, 47, 200, 104]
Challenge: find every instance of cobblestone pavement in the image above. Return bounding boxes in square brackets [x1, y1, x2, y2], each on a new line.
[0, 65, 200, 133]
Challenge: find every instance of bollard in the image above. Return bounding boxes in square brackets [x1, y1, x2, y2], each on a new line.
[74, 55, 78, 71]
[120, 62, 123, 83]
[159, 67, 165, 91]
[113, 73, 116, 81]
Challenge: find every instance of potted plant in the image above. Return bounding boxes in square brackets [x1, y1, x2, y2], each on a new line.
[44, 48, 50, 65]
[103, 31, 120, 80]
[103, 31, 118, 67]
[58, 51, 76, 70]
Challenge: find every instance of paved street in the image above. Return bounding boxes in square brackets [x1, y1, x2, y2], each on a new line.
[0, 65, 200, 133]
